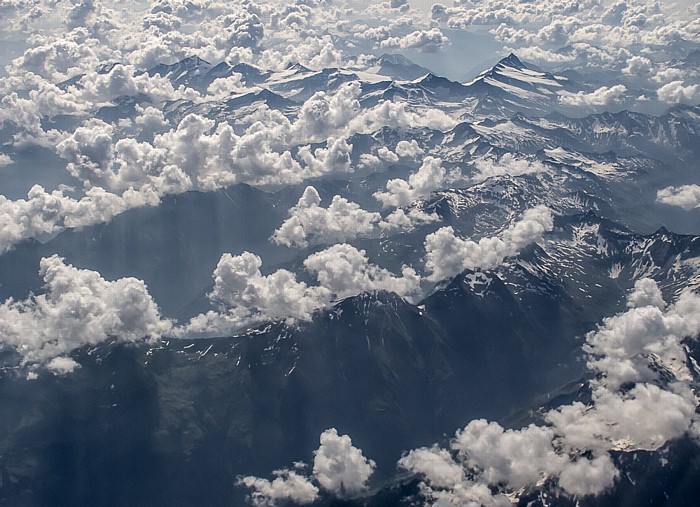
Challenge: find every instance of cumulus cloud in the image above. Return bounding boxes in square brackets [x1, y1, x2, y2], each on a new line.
[0, 154, 13, 167]
[0, 70, 461, 257]
[46, 356, 81, 375]
[657, 81, 700, 103]
[626, 277, 665, 309]
[181, 244, 421, 336]
[559, 84, 627, 107]
[304, 244, 421, 301]
[0, 184, 160, 254]
[472, 154, 547, 182]
[374, 157, 460, 209]
[205, 251, 329, 326]
[237, 469, 319, 507]
[452, 420, 567, 490]
[394, 140, 424, 160]
[0, 255, 171, 367]
[312, 428, 376, 496]
[238, 428, 375, 504]
[379, 207, 441, 234]
[272, 186, 439, 248]
[622, 55, 653, 77]
[657, 184, 700, 210]
[424, 205, 554, 281]
[380, 28, 449, 52]
[272, 186, 381, 248]
[582, 279, 699, 391]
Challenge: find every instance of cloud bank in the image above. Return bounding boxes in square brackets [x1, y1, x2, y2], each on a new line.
[424, 205, 554, 281]
[238, 428, 375, 505]
[0, 255, 171, 368]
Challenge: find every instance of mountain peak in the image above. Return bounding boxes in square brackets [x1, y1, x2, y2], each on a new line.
[179, 55, 211, 67]
[498, 52, 526, 69]
[378, 53, 416, 66]
[285, 62, 311, 73]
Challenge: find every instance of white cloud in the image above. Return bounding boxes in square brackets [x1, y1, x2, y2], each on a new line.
[398, 446, 466, 490]
[622, 55, 653, 76]
[237, 469, 319, 506]
[0, 153, 14, 167]
[424, 205, 554, 281]
[304, 243, 421, 301]
[205, 73, 247, 98]
[657, 80, 700, 103]
[181, 244, 421, 336]
[374, 157, 460, 208]
[272, 186, 381, 248]
[46, 356, 81, 375]
[657, 184, 700, 210]
[652, 67, 686, 85]
[313, 428, 376, 496]
[394, 140, 424, 159]
[556, 454, 619, 497]
[583, 281, 700, 391]
[559, 84, 627, 107]
[380, 28, 449, 52]
[238, 428, 375, 503]
[272, 186, 442, 247]
[9, 28, 105, 82]
[71, 63, 199, 106]
[380, 207, 440, 234]
[0, 185, 64, 253]
[452, 419, 566, 490]
[297, 137, 354, 176]
[626, 277, 665, 310]
[472, 154, 546, 182]
[0, 255, 171, 366]
[376, 146, 399, 163]
[56, 119, 115, 186]
[0, 183, 160, 254]
[206, 251, 329, 326]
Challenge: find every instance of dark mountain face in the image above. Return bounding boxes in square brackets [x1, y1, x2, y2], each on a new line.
[0, 273, 592, 506]
[2, 45, 700, 507]
[3, 206, 700, 506]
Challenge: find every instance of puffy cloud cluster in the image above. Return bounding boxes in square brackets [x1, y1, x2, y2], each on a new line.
[583, 279, 700, 391]
[394, 139, 424, 160]
[205, 251, 329, 325]
[182, 244, 421, 336]
[0, 255, 171, 368]
[424, 205, 554, 281]
[238, 428, 375, 505]
[237, 469, 319, 507]
[379, 207, 440, 234]
[272, 186, 441, 248]
[657, 184, 700, 210]
[272, 186, 381, 248]
[558, 84, 628, 107]
[374, 157, 460, 209]
[471, 153, 547, 182]
[304, 243, 421, 301]
[0, 184, 159, 254]
[0, 65, 460, 254]
[657, 81, 700, 104]
[394, 278, 700, 504]
[380, 28, 449, 52]
[312, 428, 376, 496]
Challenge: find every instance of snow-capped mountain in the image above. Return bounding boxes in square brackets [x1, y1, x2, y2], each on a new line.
[2, 23, 700, 505]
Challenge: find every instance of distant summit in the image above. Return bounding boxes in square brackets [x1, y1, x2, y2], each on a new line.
[372, 53, 433, 81]
[497, 52, 527, 70]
